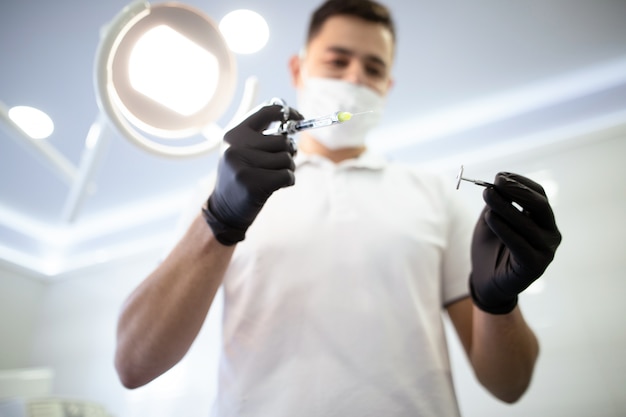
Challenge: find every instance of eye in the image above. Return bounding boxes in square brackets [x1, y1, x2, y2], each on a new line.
[327, 58, 349, 68]
[366, 66, 384, 77]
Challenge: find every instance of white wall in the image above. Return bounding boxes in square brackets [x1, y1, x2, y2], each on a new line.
[1, 129, 625, 417]
[445, 130, 626, 416]
[1, 249, 223, 417]
[0, 268, 46, 369]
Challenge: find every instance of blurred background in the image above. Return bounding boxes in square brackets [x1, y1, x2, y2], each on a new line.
[1, 0, 625, 416]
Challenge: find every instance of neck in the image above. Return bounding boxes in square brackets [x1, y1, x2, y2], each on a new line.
[298, 134, 366, 163]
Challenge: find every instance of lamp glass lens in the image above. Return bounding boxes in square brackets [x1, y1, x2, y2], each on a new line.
[128, 25, 219, 116]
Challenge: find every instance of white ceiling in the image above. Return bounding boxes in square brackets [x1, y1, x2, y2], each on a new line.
[1, 0, 626, 278]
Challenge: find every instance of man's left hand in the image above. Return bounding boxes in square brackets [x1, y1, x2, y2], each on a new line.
[469, 172, 562, 314]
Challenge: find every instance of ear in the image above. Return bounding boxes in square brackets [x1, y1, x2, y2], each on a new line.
[288, 54, 302, 88]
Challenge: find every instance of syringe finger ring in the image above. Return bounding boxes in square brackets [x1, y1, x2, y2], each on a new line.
[269, 97, 290, 123]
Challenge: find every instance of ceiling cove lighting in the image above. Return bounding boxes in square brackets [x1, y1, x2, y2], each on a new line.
[219, 9, 270, 55]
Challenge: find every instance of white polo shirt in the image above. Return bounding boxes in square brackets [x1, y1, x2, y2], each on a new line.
[212, 151, 473, 417]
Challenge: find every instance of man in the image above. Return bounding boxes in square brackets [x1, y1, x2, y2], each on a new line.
[114, 1, 561, 416]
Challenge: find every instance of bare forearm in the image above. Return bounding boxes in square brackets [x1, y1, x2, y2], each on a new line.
[115, 214, 235, 388]
[470, 305, 539, 403]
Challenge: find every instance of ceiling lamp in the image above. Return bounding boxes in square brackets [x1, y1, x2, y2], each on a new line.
[1, 1, 262, 223]
[95, 0, 258, 157]
[59, 1, 260, 221]
[6, 106, 55, 139]
[219, 10, 270, 55]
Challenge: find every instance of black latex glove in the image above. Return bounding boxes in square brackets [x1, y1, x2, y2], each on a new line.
[202, 104, 302, 246]
[470, 172, 562, 314]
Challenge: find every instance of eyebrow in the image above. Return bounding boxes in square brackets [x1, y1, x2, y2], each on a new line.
[325, 45, 388, 69]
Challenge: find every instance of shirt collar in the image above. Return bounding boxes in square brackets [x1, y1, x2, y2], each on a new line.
[295, 149, 388, 170]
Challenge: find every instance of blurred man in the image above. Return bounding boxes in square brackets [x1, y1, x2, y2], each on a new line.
[114, 1, 561, 416]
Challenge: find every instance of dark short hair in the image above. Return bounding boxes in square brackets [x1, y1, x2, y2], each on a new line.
[306, 0, 396, 44]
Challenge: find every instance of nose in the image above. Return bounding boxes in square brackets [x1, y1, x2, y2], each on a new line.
[342, 59, 365, 85]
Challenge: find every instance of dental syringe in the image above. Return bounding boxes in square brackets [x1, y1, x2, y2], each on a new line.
[265, 111, 356, 136]
[293, 111, 353, 131]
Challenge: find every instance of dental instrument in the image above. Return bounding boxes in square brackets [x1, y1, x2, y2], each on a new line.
[266, 110, 357, 136]
[264, 97, 369, 136]
[456, 165, 494, 190]
[286, 111, 353, 133]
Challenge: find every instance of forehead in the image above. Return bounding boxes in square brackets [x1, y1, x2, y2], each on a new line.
[307, 15, 394, 64]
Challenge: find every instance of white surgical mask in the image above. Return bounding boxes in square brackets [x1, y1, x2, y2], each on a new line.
[296, 77, 385, 149]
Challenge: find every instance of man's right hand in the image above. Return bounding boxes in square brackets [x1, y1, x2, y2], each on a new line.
[202, 104, 302, 246]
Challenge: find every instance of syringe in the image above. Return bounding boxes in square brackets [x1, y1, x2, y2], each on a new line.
[293, 111, 353, 131]
[267, 111, 354, 136]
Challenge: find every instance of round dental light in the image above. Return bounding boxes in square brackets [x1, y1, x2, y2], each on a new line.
[95, 1, 237, 157]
